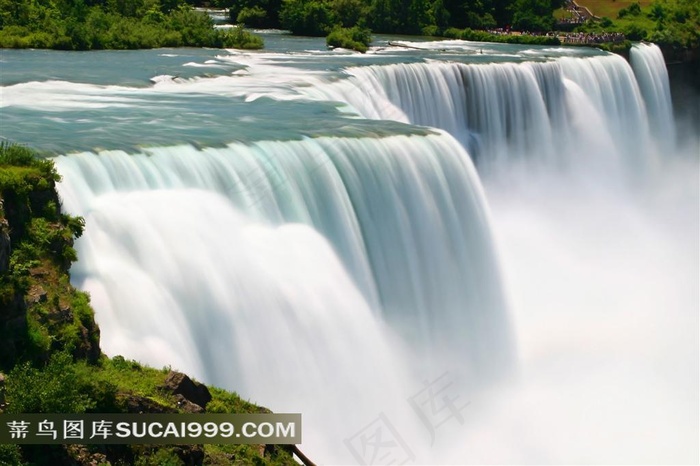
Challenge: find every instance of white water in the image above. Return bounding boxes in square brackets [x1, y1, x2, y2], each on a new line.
[56, 133, 513, 461]
[630, 42, 676, 150]
[47, 43, 699, 463]
[335, 52, 659, 177]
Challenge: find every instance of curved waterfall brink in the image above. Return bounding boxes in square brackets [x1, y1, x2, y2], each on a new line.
[344, 61, 558, 166]
[336, 46, 672, 175]
[56, 133, 513, 384]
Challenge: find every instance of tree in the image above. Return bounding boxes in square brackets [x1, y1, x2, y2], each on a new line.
[280, 0, 333, 35]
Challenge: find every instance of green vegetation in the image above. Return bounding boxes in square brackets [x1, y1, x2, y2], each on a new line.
[6, 352, 95, 414]
[272, 0, 565, 48]
[0, 0, 263, 50]
[574, 0, 700, 49]
[4, 353, 264, 417]
[326, 25, 371, 51]
[206, 0, 565, 43]
[221, 24, 265, 47]
[0, 143, 298, 465]
[575, 0, 652, 18]
[0, 444, 26, 466]
[279, 0, 333, 35]
[0, 142, 93, 367]
[3, 353, 299, 464]
[0, 0, 697, 54]
[443, 26, 561, 44]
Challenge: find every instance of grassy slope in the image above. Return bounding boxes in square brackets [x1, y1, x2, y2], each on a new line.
[574, 0, 653, 18]
[553, 0, 700, 57]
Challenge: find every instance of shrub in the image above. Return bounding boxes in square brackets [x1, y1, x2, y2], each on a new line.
[600, 16, 613, 27]
[421, 24, 440, 36]
[0, 444, 27, 466]
[624, 22, 648, 40]
[280, 0, 333, 36]
[220, 26, 264, 49]
[446, 27, 560, 45]
[237, 6, 268, 27]
[618, 2, 642, 18]
[0, 142, 57, 181]
[6, 352, 94, 413]
[0, 142, 35, 167]
[326, 25, 371, 52]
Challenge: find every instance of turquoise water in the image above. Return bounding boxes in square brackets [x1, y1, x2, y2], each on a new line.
[1, 36, 697, 464]
[0, 33, 605, 152]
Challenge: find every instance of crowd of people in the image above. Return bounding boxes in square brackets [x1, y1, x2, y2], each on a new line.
[559, 31, 626, 44]
[485, 28, 626, 44]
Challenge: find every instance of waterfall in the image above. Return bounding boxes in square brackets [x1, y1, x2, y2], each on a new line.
[344, 61, 557, 166]
[629, 42, 676, 151]
[331, 47, 674, 176]
[55, 132, 513, 460]
[45, 41, 696, 463]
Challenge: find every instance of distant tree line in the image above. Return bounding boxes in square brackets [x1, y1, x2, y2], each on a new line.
[215, 0, 564, 36]
[0, 0, 263, 49]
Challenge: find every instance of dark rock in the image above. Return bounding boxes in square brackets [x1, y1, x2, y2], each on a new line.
[52, 303, 73, 324]
[29, 266, 49, 277]
[162, 371, 212, 409]
[120, 393, 177, 414]
[74, 324, 101, 364]
[27, 285, 48, 304]
[174, 394, 205, 413]
[65, 444, 108, 466]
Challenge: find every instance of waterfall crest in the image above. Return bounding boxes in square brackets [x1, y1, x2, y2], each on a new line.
[330, 45, 672, 175]
[56, 133, 512, 382]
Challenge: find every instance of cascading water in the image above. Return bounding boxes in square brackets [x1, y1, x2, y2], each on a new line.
[54, 132, 513, 460]
[335, 51, 655, 174]
[56, 134, 512, 379]
[1, 40, 696, 463]
[630, 42, 676, 149]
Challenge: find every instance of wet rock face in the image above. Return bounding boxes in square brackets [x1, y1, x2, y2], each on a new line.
[120, 393, 178, 414]
[162, 371, 212, 410]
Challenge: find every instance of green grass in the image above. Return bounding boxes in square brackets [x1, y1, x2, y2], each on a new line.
[574, 0, 653, 18]
[72, 355, 265, 414]
[69, 356, 181, 410]
[554, 8, 571, 20]
[614, 14, 656, 30]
